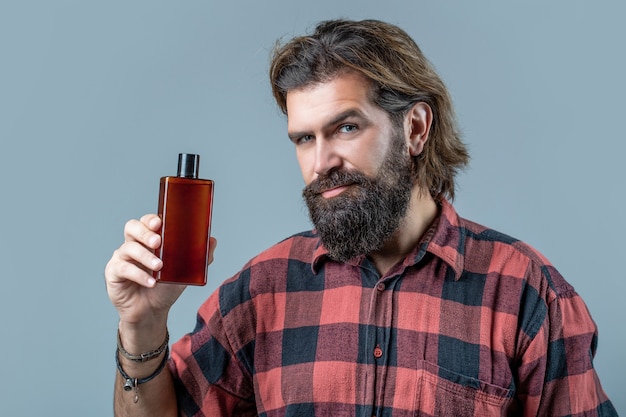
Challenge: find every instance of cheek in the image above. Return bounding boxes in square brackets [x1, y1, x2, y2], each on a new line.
[296, 149, 316, 185]
[353, 145, 387, 177]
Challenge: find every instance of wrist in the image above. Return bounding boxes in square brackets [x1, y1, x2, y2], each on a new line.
[118, 319, 168, 356]
[118, 328, 169, 362]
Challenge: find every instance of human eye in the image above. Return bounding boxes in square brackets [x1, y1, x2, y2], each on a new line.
[338, 124, 358, 134]
[293, 134, 314, 145]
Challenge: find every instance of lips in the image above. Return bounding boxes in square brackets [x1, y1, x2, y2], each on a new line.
[321, 185, 350, 198]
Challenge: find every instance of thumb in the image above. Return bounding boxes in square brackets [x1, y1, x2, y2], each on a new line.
[208, 237, 218, 265]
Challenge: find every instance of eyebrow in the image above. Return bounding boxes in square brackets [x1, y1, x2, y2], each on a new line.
[287, 108, 367, 141]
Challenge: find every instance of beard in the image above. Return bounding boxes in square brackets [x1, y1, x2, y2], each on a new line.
[302, 129, 414, 262]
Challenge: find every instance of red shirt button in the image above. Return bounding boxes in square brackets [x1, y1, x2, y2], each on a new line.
[376, 283, 385, 291]
[373, 345, 383, 358]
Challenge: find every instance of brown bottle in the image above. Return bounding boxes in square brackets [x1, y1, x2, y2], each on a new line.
[154, 153, 214, 286]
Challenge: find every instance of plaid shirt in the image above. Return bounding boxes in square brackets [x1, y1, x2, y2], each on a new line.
[169, 199, 617, 416]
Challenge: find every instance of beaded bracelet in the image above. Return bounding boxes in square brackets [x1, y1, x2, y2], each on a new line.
[116, 346, 169, 403]
[117, 329, 169, 362]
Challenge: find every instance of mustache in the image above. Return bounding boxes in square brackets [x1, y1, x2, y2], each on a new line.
[303, 169, 369, 196]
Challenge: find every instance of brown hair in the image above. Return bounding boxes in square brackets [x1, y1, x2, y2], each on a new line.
[269, 19, 469, 200]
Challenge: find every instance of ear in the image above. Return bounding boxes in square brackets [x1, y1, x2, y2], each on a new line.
[405, 102, 433, 156]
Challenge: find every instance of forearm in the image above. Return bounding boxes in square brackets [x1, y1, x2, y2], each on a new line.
[114, 322, 178, 417]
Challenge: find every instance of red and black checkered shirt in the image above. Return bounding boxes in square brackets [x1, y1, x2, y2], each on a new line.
[169, 199, 616, 416]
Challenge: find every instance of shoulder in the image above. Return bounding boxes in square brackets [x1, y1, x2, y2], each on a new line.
[457, 214, 575, 298]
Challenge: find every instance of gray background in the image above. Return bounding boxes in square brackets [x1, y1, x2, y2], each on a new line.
[1, 0, 624, 415]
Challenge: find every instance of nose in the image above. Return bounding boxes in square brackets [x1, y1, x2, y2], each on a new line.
[314, 138, 342, 176]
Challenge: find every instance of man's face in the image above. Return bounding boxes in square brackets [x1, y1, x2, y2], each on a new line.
[286, 72, 414, 261]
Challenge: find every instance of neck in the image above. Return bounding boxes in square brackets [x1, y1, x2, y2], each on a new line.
[369, 187, 438, 276]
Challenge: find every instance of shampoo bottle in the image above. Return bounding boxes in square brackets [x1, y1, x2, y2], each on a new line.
[154, 153, 213, 285]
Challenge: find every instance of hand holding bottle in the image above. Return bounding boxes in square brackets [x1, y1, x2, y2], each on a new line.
[104, 215, 200, 325]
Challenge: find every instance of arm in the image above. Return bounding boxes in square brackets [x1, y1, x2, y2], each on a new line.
[104, 214, 217, 416]
[114, 321, 177, 416]
[537, 293, 616, 416]
[514, 271, 617, 417]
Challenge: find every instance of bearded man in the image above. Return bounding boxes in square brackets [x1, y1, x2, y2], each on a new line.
[105, 19, 616, 417]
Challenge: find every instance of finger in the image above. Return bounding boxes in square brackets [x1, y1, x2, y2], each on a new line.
[124, 217, 161, 249]
[140, 213, 162, 232]
[118, 241, 163, 272]
[207, 237, 218, 265]
[105, 249, 158, 288]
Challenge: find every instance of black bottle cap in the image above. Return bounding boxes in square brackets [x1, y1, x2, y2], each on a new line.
[177, 153, 200, 178]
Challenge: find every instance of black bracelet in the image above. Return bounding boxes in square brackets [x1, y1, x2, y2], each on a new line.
[115, 346, 169, 403]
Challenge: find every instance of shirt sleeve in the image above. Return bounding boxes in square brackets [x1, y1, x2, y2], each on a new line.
[168, 290, 257, 417]
[514, 264, 617, 417]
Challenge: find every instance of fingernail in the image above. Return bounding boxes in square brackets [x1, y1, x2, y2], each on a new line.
[149, 235, 159, 247]
[151, 257, 162, 268]
[147, 278, 156, 287]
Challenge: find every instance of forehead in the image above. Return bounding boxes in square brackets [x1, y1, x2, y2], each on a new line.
[286, 72, 380, 130]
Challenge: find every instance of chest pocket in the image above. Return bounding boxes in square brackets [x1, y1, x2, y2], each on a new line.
[414, 361, 516, 417]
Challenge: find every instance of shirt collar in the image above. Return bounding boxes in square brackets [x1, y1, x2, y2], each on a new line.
[310, 199, 466, 280]
[311, 239, 329, 273]
[417, 199, 466, 280]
